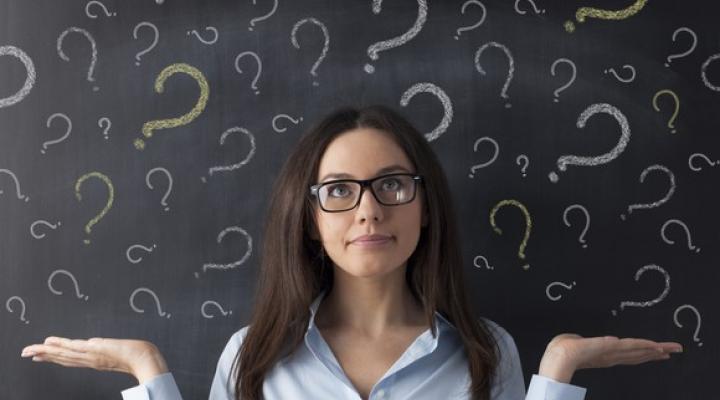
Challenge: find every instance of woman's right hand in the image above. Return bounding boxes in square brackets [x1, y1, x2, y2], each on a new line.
[21, 336, 169, 384]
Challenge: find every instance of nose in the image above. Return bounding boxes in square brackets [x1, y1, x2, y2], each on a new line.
[355, 184, 384, 221]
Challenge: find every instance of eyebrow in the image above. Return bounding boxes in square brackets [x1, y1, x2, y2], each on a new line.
[320, 164, 411, 182]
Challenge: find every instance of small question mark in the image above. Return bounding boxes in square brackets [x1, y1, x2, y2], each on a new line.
[205, 127, 257, 180]
[57, 27, 99, 91]
[5, 296, 30, 324]
[134, 63, 209, 150]
[661, 219, 699, 253]
[400, 82, 454, 142]
[454, 1, 486, 40]
[98, 117, 111, 140]
[473, 255, 494, 270]
[0, 169, 30, 202]
[0, 45, 36, 109]
[146, 167, 173, 211]
[563, 204, 590, 248]
[235, 51, 262, 95]
[41, 113, 72, 154]
[187, 26, 218, 45]
[612, 264, 670, 316]
[201, 300, 233, 319]
[546, 281, 576, 301]
[621, 165, 675, 220]
[272, 114, 303, 133]
[30, 220, 61, 239]
[129, 287, 171, 318]
[652, 89, 680, 134]
[665, 27, 697, 67]
[75, 171, 114, 244]
[550, 58, 576, 102]
[474, 42, 514, 108]
[673, 304, 703, 347]
[132, 22, 159, 67]
[48, 269, 89, 301]
[468, 137, 499, 178]
[516, 155, 529, 177]
[365, 0, 428, 74]
[515, 0, 545, 15]
[126, 243, 158, 264]
[291, 18, 329, 86]
[688, 153, 718, 172]
[549, 103, 630, 183]
[198, 226, 253, 277]
[604, 64, 636, 83]
[564, 0, 648, 33]
[85, 1, 116, 18]
[489, 199, 532, 270]
[249, 0, 278, 31]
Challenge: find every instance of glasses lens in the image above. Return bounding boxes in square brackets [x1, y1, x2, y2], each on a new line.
[318, 175, 416, 211]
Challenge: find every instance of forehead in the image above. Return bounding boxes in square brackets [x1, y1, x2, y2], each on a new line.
[317, 127, 414, 180]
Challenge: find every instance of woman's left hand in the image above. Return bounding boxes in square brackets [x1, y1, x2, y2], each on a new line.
[538, 333, 683, 383]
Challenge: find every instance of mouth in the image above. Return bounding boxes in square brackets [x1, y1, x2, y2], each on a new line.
[350, 236, 393, 248]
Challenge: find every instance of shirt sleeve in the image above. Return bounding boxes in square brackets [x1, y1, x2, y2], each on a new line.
[120, 372, 183, 400]
[482, 318, 586, 400]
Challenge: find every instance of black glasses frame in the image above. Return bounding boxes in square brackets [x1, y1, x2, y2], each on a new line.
[309, 173, 423, 213]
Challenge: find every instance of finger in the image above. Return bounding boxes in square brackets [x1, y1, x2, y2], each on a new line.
[30, 348, 94, 369]
[615, 349, 672, 366]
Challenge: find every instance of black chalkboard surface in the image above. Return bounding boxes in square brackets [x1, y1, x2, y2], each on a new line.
[2, 1, 717, 399]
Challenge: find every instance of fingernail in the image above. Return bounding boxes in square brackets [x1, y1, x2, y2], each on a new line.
[32, 356, 40, 361]
[21, 350, 35, 357]
[671, 347, 683, 353]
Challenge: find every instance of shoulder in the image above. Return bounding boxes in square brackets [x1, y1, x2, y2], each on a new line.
[479, 317, 521, 364]
[217, 325, 251, 364]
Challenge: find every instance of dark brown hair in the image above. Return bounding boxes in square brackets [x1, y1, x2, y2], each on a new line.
[233, 105, 499, 400]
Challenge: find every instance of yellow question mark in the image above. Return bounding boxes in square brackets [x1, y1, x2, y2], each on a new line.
[489, 199, 532, 270]
[134, 63, 209, 150]
[652, 89, 680, 134]
[564, 0, 648, 33]
[75, 171, 114, 245]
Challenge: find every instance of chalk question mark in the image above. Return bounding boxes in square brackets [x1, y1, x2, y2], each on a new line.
[249, 0, 278, 31]
[57, 27, 99, 91]
[652, 89, 680, 134]
[5, 296, 30, 324]
[98, 117, 111, 140]
[489, 199, 532, 270]
[0, 169, 30, 202]
[132, 22, 159, 67]
[291, 18, 329, 86]
[454, 1, 486, 40]
[688, 153, 718, 172]
[272, 114, 303, 133]
[673, 304, 703, 347]
[621, 164, 675, 220]
[468, 137, 499, 178]
[546, 281, 576, 301]
[205, 127, 257, 179]
[661, 219, 699, 253]
[473, 255, 494, 270]
[400, 82, 453, 142]
[516, 155, 529, 177]
[201, 300, 233, 319]
[146, 167, 172, 211]
[475, 42, 514, 108]
[30, 220, 61, 239]
[48, 269, 89, 301]
[550, 58, 576, 102]
[563, 204, 590, 248]
[0, 45, 36, 109]
[130, 287, 171, 318]
[604, 64, 636, 83]
[126, 243, 157, 264]
[85, 1, 116, 18]
[665, 27, 697, 67]
[75, 171, 114, 244]
[41, 113, 72, 154]
[564, 0, 648, 33]
[187, 26, 218, 45]
[235, 51, 262, 95]
[515, 0, 545, 15]
[612, 264, 670, 316]
[198, 226, 253, 277]
[365, 0, 428, 74]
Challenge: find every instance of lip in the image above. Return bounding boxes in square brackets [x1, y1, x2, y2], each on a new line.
[350, 234, 393, 247]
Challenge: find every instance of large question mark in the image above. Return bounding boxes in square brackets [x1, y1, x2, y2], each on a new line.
[272, 114, 303, 133]
[399, 82, 453, 142]
[454, 1, 486, 40]
[85, 1, 116, 18]
[474, 42, 514, 108]
[546, 281, 576, 301]
[468, 137, 499, 178]
[291, 18, 329, 87]
[132, 22, 159, 67]
[621, 164, 675, 220]
[604, 64, 636, 83]
[5, 296, 30, 324]
[235, 51, 262, 95]
[563, 204, 590, 248]
[652, 89, 680, 134]
[98, 117, 111, 140]
[249, 0, 278, 31]
[48, 269, 89, 301]
[673, 304, 703, 347]
[126, 243, 157, 264]
[30, 220, 61, 239]
[0, 45, 36, 109]
[688, 153, 718, 172]
[549, 103, 630, 183]
[187, 26, 218, 45]
[489, 199, 532, 270]
[365, 0, 428, 74]
[57, 27, 99, 91]
[134, 63, 209, 150]
[198, 226, 253, 277]
[75, 171, 114, 244]
[665, 27, 697, 67]
[205, 127, 257, 179]
[146, 167, 172, 211]
[41, 113, 72, 154]
[550, 58, 576, 103]
[564, 0, 648, 33]
[0, 169, 30, 202]
[612, 264, 670, 315]
[129, 287, 171, 318]
[661, 219, 699, 253]
[201, 300, 233, 319]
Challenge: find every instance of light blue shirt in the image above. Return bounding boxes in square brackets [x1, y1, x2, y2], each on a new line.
[122, 290, 586, 400]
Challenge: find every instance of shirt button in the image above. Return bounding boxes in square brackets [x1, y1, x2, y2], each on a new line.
[375, 389, 385, 399]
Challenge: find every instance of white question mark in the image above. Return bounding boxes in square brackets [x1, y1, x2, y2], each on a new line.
[665, 27, 697, 67]
[130, 287, 171, 318]
[612, 264, 670, 316]
[365, 0, 428, 74]
[85, 1, 116, 18]
[514, 0, 545, 15]
[201, 300, 234, 319]
[516, 154, 529, 177]
[546, 281, 576, 301]
[30, 220, 61, 239]
[454, 1, 486, 40]
[475, 41, 514, 108]
[57, 27, 99, 91]
[621, 164, 675, 220]
[468, 137, 499, 178]
[272, 114, 304, 133]
[291, 18, 329, 86]
[42, 113, 72, 154]
[235, 51, 262, 95]
[688, 153, 718, 171]
[604, 64, 636, 83]
[187, 26, 218, 45]
[98, 117, 111, 140]
[5, 296, 30, 324]
[132, 22, 159, 67]
[146, 167, 173, 211]
[198, 226, 253, 276]
[661, 219, 699, 253]
[48, 269, 89, 301]
[400, 82, 453, 142]
[249, 0, 278, 31]
[550, 58, 576, 102]
[0, 169, 30, 202]
[473, 255, 494, 270]
[673, 304, 703, 346]
[0, 45, 36, 109]
[126, 243, 158, 264]
[205, 127, 257, 179]
[563, 204, 590, 248]
[549, 103, 630, 183]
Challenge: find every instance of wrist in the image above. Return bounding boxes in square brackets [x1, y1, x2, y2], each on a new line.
[538, 348, 577, 383]
[131, 344, 169, 385]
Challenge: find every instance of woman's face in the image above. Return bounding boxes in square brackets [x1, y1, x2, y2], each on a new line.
[313, 127, 427, 279]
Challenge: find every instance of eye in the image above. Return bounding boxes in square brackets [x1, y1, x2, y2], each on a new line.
[380, 177, 402, 191]
[327, 183, 352, 197]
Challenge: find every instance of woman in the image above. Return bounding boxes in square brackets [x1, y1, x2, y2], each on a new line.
[21, 105, 682, 400]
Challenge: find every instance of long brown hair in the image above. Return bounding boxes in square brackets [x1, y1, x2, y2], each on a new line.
[233, 105, 500, 400]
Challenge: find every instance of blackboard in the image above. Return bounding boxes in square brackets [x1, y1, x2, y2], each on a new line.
[2, 1, 717, 399]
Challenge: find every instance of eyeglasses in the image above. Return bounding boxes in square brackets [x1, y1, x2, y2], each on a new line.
[309, 173, 423, 212]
